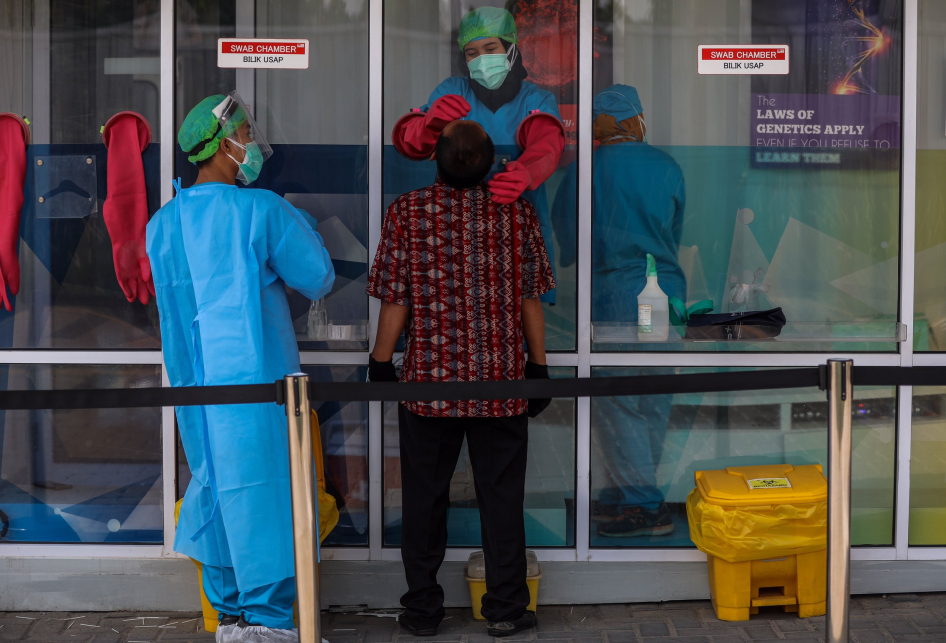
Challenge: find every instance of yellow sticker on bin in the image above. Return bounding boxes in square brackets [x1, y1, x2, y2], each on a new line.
[747, 478, 792, 489]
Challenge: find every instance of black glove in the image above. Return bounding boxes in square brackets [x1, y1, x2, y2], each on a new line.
[525, 361, 551, 418]
[368, 356, 398, 382]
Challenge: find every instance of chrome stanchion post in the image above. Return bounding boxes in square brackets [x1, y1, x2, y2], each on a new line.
[825, 359, 853, 643]
[285, 373, 321, 643]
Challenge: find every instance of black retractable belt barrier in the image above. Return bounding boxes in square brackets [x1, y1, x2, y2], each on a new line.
[855, 366, 946, 387]
[0, 368, 821, 410]
[306, 367, 823, 402]
[0, 382, 278, 410]
[0, 365, 942, 411]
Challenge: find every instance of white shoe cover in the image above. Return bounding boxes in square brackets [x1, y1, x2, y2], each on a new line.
[225, 624, 300, 643]
[215, 623, 240, 643]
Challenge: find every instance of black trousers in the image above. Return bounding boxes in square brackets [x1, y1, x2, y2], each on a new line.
[398, 405, 530, 624]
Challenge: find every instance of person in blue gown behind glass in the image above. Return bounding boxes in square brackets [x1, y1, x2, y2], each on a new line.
[552, 84, 686, 539]
[391, 6, 565, 303]
[147, 93, 335, 643]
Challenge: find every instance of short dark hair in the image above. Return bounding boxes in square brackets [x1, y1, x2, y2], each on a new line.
[435, 122, 495, 189]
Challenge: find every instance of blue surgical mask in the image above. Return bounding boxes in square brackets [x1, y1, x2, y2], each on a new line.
[226, 138, 264, 185]
[468, 45, 517, 90]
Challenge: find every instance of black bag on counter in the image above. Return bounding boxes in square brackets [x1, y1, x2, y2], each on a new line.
[684, 307, 786, 341]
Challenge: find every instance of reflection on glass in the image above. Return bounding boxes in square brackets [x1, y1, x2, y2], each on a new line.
[591, 0, 902, 352]
[383, 1, 577, 350]
[590, 367, 895, 548]
[0, 364, 163, 543]
[909, 387, 946, 544]
[914, 1, 946, 351]
[0, 0, 162, 348]
[383, 368, 576, 547]
[176, 0, 235, 131]
[175, 0, 369, 350]
[304, 365, 368, 546]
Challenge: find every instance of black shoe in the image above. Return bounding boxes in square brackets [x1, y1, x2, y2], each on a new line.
[399, 613, 439, 637]
[597, 503, 675, 538]
[591, 499, 621, 522]
[487, 611, 537, 637]
[219, 615, 239, 627]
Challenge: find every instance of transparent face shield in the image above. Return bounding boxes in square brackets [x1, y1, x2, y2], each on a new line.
[212, 91, 273, 184]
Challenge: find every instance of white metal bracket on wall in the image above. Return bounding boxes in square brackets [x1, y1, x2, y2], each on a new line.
[897, 0, 919, 561]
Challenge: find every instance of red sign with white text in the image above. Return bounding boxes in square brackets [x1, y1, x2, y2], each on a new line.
[218, 38, 309, 69]
[698, 45, 789, 75]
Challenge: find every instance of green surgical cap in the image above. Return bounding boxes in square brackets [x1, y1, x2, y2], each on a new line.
[178, 94, 246, 164]
[457, 7, 518, 50]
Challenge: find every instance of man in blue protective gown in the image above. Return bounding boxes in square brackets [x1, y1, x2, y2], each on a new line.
[147, 93, 335, 643]
[552, 85, 686, 539]
[390, 6, 565, 304]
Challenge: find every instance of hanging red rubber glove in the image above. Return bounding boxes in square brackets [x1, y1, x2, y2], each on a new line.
[0, 114, 30, 312]
[391, 94, 471, 159]
[102, 111, 155, 305]
[489, 112, 565, 204]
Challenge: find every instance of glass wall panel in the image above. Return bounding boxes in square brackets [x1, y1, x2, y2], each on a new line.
[175, 0, 235, 124]
[304, 365, 368, 547]
[0, 364, 163, 543]
[909, 386, 946, 545]
[914, 1, 946, 351]
[590, 367, 895, 548]
[175, 0, 369, 351]
[382, 0, 578, 351]
[589, 0, 902, 352]
[383, 368, 576, 547]
[0, 0, 162, 348]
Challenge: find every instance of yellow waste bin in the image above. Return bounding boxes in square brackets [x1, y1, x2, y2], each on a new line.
[686, 464, 827, 622]
[465, 550, 541, 621]
[175, 410, 339, 632]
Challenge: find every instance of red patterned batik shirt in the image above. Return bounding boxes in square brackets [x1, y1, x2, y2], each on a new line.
[366, 180, 555, 418]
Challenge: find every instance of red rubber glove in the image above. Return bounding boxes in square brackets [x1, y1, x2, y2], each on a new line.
[102, 112, 155, 305]
[0, 114, 29, 312]
[514, 112, 566, 190]
[391, 94, 471, 159]
[488, 161, 532, 205]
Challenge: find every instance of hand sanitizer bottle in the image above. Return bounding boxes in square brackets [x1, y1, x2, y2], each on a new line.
[307, 298, 328, 340]
[637, 254, 670, 342]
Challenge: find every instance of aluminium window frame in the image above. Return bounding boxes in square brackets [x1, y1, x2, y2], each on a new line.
[7, 0, 945, 568]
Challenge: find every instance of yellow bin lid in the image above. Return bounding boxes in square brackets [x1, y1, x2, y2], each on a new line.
[694, 464, 826, 507]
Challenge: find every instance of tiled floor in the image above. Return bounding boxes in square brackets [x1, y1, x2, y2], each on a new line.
[6, 594, 946, 643]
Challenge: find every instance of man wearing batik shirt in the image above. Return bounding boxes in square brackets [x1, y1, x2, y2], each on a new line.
[367, 120, 555, 639]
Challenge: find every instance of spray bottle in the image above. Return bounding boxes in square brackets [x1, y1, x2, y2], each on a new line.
[637, 253, 669, 342]
[307, 297, 328, 340]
